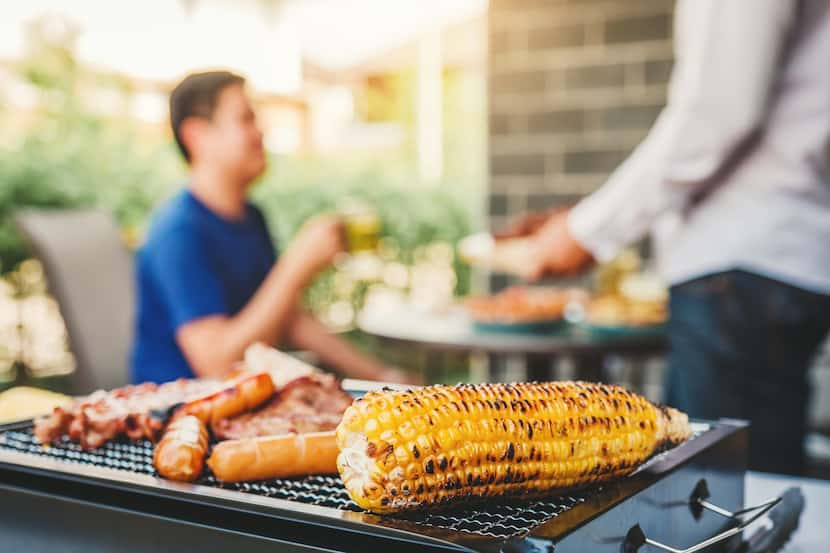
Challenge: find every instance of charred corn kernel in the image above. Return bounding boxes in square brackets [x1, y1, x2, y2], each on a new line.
[336, 381, 692, 514]
[399, 421, 416, 441]
[363, 418, 379, 435]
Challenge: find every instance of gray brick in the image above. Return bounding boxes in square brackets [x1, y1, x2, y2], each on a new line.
[600, 104, 663, 131]
[546, 152, 564, 175]
[490, 30, 511, 56]
[564, 64, 625, 90]
[563, 149, 629, 174]
[525, 194, 581, 211]
[527, 109, 585, 134]
[490, 71, 547, 95]
[487, 0, 676, 229]
[491, 0, 569, 10]
[490, 113, 511, 135]
[604, 13, 671, 44]
[491, 154, 546, 176]
[489, 194, 509, 217]
[488, 216, 513, 235]
[528, 24, 585, 50]
[645, 58, 674, 84]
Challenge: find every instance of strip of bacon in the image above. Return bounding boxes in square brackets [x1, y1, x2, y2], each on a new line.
[35, 344, 341, 450]
[34, 379, 223, 450]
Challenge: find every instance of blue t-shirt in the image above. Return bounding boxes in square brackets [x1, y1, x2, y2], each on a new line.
[131, 190, 276, 383]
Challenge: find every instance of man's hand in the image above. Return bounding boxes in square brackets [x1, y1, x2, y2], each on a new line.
[493, 207, 564, 240]
[525, 209, 594, 280]
[282, 215, 345, 282]
[375, 367, 423, 386]
[175, 216, 348, 379]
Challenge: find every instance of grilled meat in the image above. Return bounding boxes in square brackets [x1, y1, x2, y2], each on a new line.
[172, 373, 275, 426]
[208, 431, 339, 483]
[34, 379, 223, 450]
[212, 374, 353, 441]
[153, 415, 209, 482]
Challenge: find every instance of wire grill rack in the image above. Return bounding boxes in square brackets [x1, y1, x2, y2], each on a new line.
[0, 427, 598, 539]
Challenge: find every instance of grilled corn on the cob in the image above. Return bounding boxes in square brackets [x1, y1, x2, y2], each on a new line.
[336, 381, 691, 513]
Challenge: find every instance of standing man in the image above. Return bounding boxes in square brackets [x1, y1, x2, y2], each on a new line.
[132, 71, 413, 385]
[515, 1, 830, 474]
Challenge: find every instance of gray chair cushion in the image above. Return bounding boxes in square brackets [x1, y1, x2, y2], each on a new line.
[14, 209, 133, 394]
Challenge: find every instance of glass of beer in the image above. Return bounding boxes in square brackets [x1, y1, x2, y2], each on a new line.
[340, 200, 381, 254]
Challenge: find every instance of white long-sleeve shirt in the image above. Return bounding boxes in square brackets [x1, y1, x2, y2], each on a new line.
[568, 0, 830, 294]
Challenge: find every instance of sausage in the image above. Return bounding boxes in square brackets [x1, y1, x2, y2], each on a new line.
[207, 431, 338, 483]
[153, 415, 209, 482]
[174, 372, 275, 425]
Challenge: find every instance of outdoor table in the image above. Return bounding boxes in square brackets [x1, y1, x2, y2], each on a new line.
[357, 304, 666, 382]
[745, 470, 830, 550]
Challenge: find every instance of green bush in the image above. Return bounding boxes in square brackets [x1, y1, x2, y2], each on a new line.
[0, 18, 475, 312]
[256, 157, 471, 265]
[253, 159, 472, 316]
[0, 120, 182, 273]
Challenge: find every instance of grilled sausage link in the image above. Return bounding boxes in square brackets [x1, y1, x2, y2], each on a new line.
[153, 415, 209, 482]
[174, 372, 275, 425]
[207, 431, 338, 483]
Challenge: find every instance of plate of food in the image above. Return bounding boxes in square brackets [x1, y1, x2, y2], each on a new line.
[463, 286, 584, 334]
[576, 293, 668, 337]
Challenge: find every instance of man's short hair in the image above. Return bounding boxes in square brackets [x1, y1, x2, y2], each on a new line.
[169, 71, 245, 162]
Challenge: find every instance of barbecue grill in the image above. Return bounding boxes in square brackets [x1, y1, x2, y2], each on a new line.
[0, 412, 764, 553]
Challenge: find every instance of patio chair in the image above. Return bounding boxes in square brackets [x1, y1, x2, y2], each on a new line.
[14, 209, 134, 394]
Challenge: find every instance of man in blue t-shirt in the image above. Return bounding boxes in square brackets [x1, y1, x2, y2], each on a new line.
[132, 71, 412, 384]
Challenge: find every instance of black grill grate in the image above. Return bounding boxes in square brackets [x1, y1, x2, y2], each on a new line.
[0, 427, 596, 539]
[397, 495, 585, 538]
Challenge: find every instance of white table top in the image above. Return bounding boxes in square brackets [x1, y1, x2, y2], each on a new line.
[357, 304, 665, 355]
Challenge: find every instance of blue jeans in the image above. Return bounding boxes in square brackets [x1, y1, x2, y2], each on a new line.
[666, 270, 830, 475]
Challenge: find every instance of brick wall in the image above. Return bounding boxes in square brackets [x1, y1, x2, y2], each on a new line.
[488, 0, 675, 232]
[485, 0, 830, 443]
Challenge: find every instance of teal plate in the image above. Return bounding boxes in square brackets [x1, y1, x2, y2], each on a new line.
[472, 318, 566, 335]
[579, 321, 667, 338]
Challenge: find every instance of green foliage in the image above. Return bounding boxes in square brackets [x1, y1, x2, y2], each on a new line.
[0, 11, 485, 386]
[0, 14, 183, 273]
[252, 157, 472, 315]
[0, 117, 183, 272]
[256, 157, 470, 264]
[0, 14, 476, 307]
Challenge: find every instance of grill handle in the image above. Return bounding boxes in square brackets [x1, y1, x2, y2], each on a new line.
[622, 491, 782, 553]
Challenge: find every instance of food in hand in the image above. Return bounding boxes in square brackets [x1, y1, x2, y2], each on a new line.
[153, 415, 209, 482]
[336, 381, 691, 513]
[458, 233, 537, 277]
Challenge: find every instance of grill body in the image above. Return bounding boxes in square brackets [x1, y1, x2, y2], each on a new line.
[0, 419, 746, 553]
